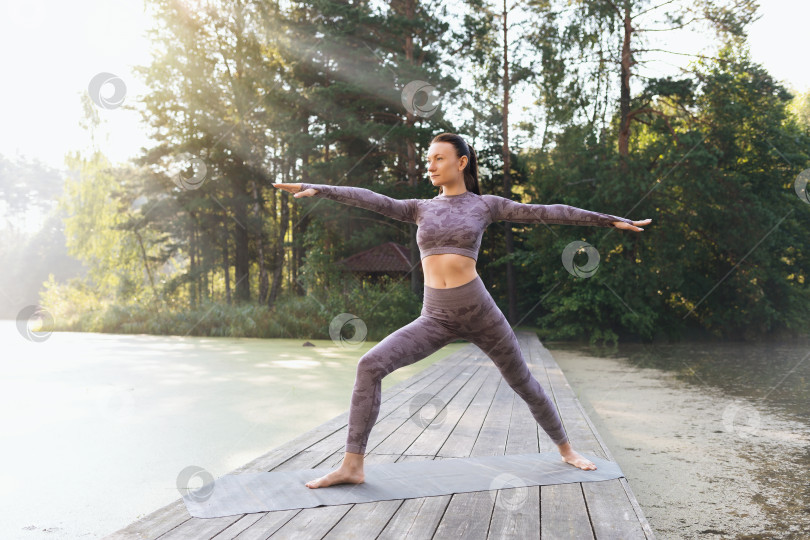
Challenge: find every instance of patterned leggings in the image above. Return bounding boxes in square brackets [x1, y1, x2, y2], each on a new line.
[345, 275, 569, 454]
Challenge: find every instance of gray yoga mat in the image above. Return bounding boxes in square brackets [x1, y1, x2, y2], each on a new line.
[181, 451, 625, 519]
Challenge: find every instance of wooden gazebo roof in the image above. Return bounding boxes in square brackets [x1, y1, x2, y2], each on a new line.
[337, 241, 421, 273]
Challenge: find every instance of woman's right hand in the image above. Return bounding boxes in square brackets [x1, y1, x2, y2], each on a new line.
[271, 183, 319, 197]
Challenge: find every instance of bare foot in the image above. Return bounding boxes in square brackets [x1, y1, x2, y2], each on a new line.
[304, 467, 365, 489]
[557, 442, 597, 470]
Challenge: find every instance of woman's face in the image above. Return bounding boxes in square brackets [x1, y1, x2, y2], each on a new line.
[426, 141, 467, 188]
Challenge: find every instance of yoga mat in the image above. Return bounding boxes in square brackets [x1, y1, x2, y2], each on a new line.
[181, 451, 624, 519]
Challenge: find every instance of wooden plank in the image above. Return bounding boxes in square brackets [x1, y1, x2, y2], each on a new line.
[572, 388, 656, 540]
[383, 359, 490, 456]
[506, 334, 542, 454]
[581, 481, 648, 539]
[103, 500, 191, 540]
[257, 452, 404, 540]
[319, 452, 404, 539]
[531, 335, 654, 539]
[372, 353, 484, 455]
[540, 350, 605, 457]
[523, 335, 596, 539]
[209, 513, 272, 539]
[375, 455, 450, 540]
[379, 356, 506, 539]
[155, 515, 250, 540]
[211, 508, 294, 540]
[438, 361, 503, 458]
[432, 359, 516, 539]
[540, 483, 594, 540]
[488, 334, 542, 539]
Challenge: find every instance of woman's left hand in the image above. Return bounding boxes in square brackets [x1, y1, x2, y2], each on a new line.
[613, 218, 651, 231]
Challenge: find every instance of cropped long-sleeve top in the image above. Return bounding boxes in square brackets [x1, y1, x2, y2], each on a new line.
[299, 183, 633, 262]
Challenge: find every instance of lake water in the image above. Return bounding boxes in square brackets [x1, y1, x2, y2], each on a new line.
[0, 321, 466, 539]
[551, 340, 810, 539]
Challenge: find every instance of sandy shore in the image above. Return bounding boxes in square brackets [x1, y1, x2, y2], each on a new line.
[549, 347, 810, 539]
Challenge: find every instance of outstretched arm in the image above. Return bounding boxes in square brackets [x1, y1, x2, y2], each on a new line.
[273, 182, 418, 224]
[482, 194, 643, 229]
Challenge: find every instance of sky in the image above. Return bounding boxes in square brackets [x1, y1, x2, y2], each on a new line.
[0, 0, 807, 173]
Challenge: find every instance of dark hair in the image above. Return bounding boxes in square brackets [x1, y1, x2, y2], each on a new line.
[430, 132, 481, 195]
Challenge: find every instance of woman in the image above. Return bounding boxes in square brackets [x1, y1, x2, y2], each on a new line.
[272, 132, 651, 489]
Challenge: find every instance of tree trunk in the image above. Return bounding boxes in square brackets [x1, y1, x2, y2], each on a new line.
[294, 123, 310, 296]
[502, 0, 518, 325]
[225, 2, 257, 304]
[234, 169, 250, 302]
[190, 213, 198, 308]
[400, 0, 422, 296]
[618, 3, 634, 164]
[133, 228, 156, 295]
[252, 175, 269, 303]
[223, 222, 231, 305]
[201, 228, 209, 303]
[267, 150, 290, 308]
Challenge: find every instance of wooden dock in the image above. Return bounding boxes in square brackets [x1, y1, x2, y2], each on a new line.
[107, 331, 655, 539]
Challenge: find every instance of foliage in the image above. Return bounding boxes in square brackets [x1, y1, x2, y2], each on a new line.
[508, 44, 810, 344]
[15, 0, 810, 344]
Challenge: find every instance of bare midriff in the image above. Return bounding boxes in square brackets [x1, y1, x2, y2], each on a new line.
[421, 253, 478, 289]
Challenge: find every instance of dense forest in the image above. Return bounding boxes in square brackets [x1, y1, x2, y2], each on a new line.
[2, 0, 809, 345]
